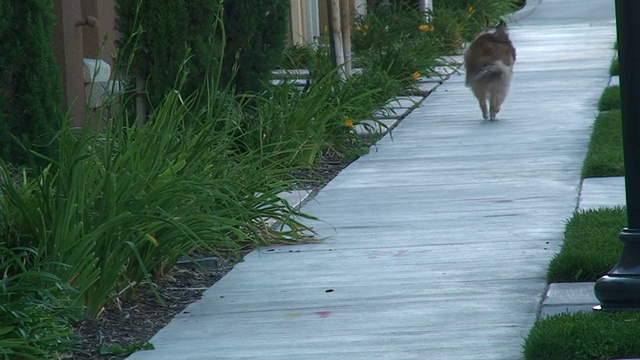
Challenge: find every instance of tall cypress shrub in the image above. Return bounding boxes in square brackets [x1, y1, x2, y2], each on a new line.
[0, 0, 62, 163]
[115, 0, 290, 104]
[115, 0, 189, 109]
[221, 0, 290, 94]
[115, 0, 220, 110]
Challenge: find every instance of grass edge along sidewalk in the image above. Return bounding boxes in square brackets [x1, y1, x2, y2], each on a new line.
[523, 62, 640, 359]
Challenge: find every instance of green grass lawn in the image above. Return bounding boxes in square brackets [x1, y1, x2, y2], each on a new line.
[610, 57, 619, 76]
[546, 207, 625, 283]
[598, 85, 620, 112]
[524, 311, 640, 360]
[581, 109, 623, 178]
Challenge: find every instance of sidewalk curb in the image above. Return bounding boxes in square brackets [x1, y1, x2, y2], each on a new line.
[539, 74, 622, 319]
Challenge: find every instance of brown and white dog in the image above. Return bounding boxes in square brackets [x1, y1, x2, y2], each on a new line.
[464, 20, 516, 121]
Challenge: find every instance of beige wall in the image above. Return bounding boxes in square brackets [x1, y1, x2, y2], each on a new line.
[289, 0, 326, 45]
[52, 0, 86, 126]
[81, 0, 117, 67]
[290, 0, 308, 45]
[52, 0, 117, 126]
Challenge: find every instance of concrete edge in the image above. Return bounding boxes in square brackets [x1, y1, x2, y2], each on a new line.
[539, 282, 599, 318]
[539, 74, 624, 318]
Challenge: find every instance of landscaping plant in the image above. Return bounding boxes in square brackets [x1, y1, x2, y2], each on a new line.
[280, 43, 318, 70]
[0, 85, 316, 317]
[116, 0, 289, 98]
[0, 245, 77, 359]
[352, 1, 447, 82]
[0, 21, 318, 315]
[114, 0, 222, 110]
[221, 0, 290, 93]
[237, 66, 393, 168]
[432, 0, 520, 52]
[0, 0, 62, 164]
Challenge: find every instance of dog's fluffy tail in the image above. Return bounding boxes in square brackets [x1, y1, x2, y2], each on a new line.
[465, 61, 511, 87]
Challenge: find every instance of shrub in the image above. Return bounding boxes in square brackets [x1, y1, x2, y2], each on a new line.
[352, 2, 447, 82]
[384, 0, 520, 16]
[0, 86, 316, 317]
[115, 0, 290, 107]
[0, 0, 62, 164]
[281, 44, 317, 70]
[238, 68, 388, 168]
[0, 3, 314, 317]
[114, 0, 221, 109]
[221, 0, 290, 93]
[432, 0, 520, 47]
[0, 246, 76, 359]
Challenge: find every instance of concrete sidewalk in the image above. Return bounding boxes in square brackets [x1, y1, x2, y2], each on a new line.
[128, 1, 617, 359]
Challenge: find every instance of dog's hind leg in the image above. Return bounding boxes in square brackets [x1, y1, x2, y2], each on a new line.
[489, 85, 507, 121]
[472, 86, 489, 120]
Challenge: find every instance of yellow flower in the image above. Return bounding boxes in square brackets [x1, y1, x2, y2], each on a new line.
[345, 119, 354, 128]
[418, 24, 434, 32]
[144, 233, 159, 246]
[411, 71, 421, 80]
[467, 6, 475, 14]
[357, 24, 370, 32]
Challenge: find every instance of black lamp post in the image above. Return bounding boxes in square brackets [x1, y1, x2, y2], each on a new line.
[594, 0, 640, 311]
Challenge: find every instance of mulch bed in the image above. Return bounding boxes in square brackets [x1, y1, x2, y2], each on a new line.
[70, 266, 228, 359]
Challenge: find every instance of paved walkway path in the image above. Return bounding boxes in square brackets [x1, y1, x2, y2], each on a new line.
[128, 1, 617, 359]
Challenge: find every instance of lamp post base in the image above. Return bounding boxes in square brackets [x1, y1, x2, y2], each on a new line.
[594, 275, 640, 311]
[594, 229, 640, 311]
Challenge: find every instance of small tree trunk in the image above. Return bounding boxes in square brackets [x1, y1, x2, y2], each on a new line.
[328, 0, 345, 78]
[135, 72, 147, 127]
[340, 0, 352, 77]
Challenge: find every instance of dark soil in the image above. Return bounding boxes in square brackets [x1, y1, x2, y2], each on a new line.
[67, 154, 353, 360]
[70, 266, 229, 359]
